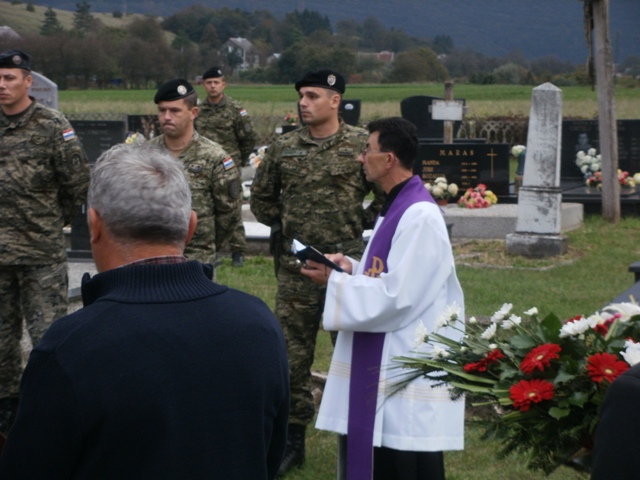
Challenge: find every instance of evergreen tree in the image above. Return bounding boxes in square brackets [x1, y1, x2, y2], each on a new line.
[74, 1, 95, 33]
[40, 7, 63, 36]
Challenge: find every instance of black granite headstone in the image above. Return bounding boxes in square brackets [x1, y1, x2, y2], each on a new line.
[400, 95, 465, 140]
[127, 115, 161, 139]
[414, 143, 510, 197]
[71, 120, 127, 164]
[561, 119, 640, 182]
[339, 99, 361, 126]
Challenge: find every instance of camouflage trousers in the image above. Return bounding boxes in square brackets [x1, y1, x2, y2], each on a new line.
[275, 265, 332, 426]
[228, 204, 247, 254]
[0, 262, 68, 398]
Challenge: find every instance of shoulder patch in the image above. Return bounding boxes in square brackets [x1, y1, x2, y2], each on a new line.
[229, 178, 241, 199]
[62, 128, 76, 142]
[239, 109, 248, 116]
[223, 157, 235, 170]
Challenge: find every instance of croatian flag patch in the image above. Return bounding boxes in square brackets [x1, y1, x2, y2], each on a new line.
[240, 109, 248, 116]
[223, 157, 235, 170]
[62, 128, 76, 141]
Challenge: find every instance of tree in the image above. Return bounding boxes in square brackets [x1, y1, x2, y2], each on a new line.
[432, 34, 453, 54]
[388, 47, 449, 83]
[40, 7, 63, 36]
[74, 1, 95, 34]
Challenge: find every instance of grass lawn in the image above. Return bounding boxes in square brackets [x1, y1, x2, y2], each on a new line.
[216, 214, 639, 479]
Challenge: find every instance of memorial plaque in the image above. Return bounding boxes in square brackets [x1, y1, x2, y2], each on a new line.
[29, 71, 58, 109]
[561, 119, 640, 181]
[339, 99, 361, 126]
[401, 95, 464, 140]
[415, 143, 510, 196]
[70, 120, 126, 164]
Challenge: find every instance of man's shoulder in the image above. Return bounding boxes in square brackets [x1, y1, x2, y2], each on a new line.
[339, 123, 368, 140]
[194, 133, 229, 156]
[224, 95, 245, 109]
[27, 102, 69, 126]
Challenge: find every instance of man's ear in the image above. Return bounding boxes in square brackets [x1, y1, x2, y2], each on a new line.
[88, 208, 102, 244]
[185, 210, 198, 246]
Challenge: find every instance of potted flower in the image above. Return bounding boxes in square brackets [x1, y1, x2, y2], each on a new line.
[575, 148, 602, 177]
[457, 184, 498, 208]
[424, 177, 458, 206]
[393, 301, 640, 474]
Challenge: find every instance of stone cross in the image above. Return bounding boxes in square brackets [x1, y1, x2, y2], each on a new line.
[506, 83, 568, 257]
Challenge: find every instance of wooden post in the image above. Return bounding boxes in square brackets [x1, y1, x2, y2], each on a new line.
[592, 0, 620, 222]
[443, 81, 454, 144]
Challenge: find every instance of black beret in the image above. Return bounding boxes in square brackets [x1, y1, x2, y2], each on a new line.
[0, 50, 31, 71]
[295, 70, 345, 94]
[202, 67, 224, 80]
[154, 78, 194, 103]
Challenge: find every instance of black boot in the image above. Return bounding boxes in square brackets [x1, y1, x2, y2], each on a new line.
[277, 424, 306, 477]
[0, 396, 19, 435]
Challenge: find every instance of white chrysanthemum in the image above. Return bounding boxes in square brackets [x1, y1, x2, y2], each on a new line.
[489, 343, 498, 350]
[633, 173, 640, 184]
[431, 185, 444, 198]
[604, 302, 640, 322]
[434, 177, 447, 184]
[501, 314, 522, 330]
[448, 183, 459, 196]
[469, 316, 477, 324]
[588, 148, 597, 156]
[431, 345, 450, 359]
[559, 316, 591, 338]
[622, 340, 640, 366]
[580, 165, 590, 174]
[587, 312, 614, 330]
[524, 307, 538, 316]
[481, 323, 497, 340]
[412, 320, 428, 349]
[490, 303, 513, 323]
[435, 303, 460, 330]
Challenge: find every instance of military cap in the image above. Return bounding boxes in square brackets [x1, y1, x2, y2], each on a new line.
[0, 50, 31, 71]
[154, 78, 195, 103]
[295, 69, 345, 94]
[202, 66, 224, 80]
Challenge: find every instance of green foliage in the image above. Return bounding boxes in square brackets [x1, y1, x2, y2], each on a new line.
[26, 1, 34, 13]
[73, 1, 95, 33]
[40, 7, 63, 36]
[388, 47, 449, 83]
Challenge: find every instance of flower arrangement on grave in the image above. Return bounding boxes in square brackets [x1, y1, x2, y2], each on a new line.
[511, 144, 526, 159]
[575, 148, 602, 176]
[124, 132, 146, 144]
[585, 169, 637, 189]
[284, 112, 299, 125]
[424, 177, 458, 203]
[457, 184, 498, 208]
[248, 146, 267, 170]
[393, 301, 640, 474]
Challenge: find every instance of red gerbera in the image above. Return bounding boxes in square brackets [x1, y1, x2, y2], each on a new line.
[463, 349, 504, 372]
[520, 343, 562, 374]
[509, 379, 555, 412]
[587, 352, 629, 383]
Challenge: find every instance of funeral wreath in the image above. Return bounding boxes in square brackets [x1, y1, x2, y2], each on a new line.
[393, 301, 640, 474]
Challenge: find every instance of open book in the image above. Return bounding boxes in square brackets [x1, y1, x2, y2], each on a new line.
[291, 239, 345, 272]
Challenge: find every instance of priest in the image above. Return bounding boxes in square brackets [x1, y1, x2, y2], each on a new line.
[300, 117, 465, 480]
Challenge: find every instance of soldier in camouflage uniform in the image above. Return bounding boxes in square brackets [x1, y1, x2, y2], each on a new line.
[0, 50, 90, 434]
[195, 67, 255, 267]
[250, 70, 384, 477]
[149, 78, 242, 268]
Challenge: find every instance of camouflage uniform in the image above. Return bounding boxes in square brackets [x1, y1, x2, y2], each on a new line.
[250, 120, 384, 426]
[149, 131, 242, 265]
[195, 95, 255, 256]
[0, 99, 89, 401]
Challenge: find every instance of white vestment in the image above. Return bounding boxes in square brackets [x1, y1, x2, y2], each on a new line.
[316, 201, 465, 452]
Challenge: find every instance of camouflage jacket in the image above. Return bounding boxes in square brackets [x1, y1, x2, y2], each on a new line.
[149, 132, 242, 264]
[195, 95, 256, 164]
[250, 120, 384, 262]
[0, 99, 90, 265]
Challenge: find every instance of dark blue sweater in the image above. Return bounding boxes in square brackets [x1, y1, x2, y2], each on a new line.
[0, 261, 289, 479]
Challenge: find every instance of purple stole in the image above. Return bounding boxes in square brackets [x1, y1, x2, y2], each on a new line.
[347, 175, 436, 480]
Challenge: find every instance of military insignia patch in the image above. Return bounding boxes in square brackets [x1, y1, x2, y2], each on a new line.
[223, 157, 235, 170]
[177, 85, 187, 95]
[240, 109, 248, 116]
[327, 74, 336, 86]
[229, 178, 241, 199]
[62, 128, 76, 142]
[12, 55, 22, 66]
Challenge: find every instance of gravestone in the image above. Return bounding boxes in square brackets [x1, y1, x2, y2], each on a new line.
[339, 99, 361, 126]
[414, 143, 510, 197]
[401, 95, 464, 140]
[29, 71, 58, 109]
[507, 83, 567, 257]
[561, 119, 640, 183]
[70, 120, 127, 164]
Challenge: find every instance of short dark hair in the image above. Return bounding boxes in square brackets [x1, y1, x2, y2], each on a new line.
[367, 117, 418, 170]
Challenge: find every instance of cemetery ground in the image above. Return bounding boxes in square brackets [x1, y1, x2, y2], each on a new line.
[216, 214, 640, 479]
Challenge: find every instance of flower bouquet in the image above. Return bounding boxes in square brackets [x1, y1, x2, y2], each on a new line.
[424, 177, 459, 204]
[393, 302, 640, 474]
[511, 145, 526, 159]
[585, 169, 637, 189]
[457, 184, 497, 208]
[284, 112, 299, 125]
[575, 148, 602, 176]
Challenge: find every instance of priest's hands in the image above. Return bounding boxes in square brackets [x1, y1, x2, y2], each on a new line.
[300, 253, 352, 284]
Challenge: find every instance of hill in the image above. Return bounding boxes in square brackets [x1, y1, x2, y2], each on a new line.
[3, 0, 639, 63]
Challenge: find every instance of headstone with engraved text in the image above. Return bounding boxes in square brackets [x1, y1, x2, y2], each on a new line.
[28, 71, 58, 110]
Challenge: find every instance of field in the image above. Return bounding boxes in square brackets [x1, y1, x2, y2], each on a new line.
[58, 83, 640, 120]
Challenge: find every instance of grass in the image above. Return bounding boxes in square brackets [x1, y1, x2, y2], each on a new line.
[216, 214, 640, 479]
